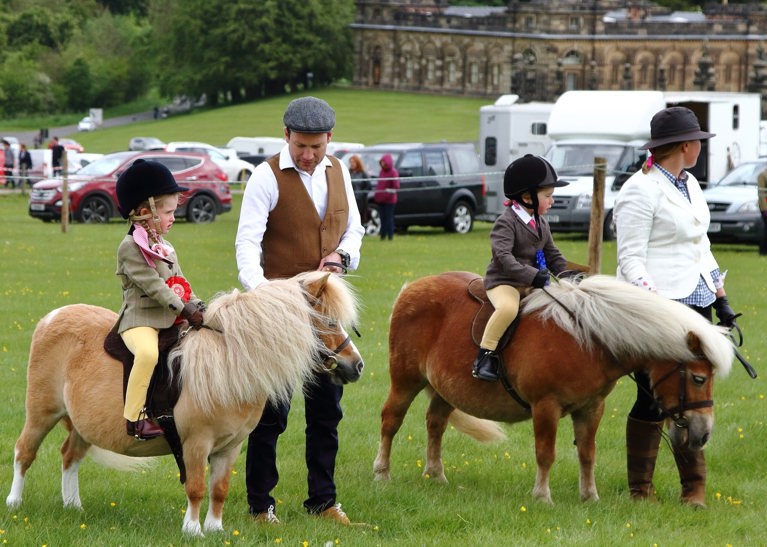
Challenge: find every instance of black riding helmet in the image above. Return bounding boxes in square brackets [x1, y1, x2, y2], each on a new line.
[116, 159, 188, 219]
[503, 154, 568, 226]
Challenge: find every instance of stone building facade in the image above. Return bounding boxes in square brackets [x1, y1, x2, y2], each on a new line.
[351, 0, 767, 112]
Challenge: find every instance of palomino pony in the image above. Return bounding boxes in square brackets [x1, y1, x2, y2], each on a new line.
[374, 272, 733, 504]
[6, 271, 362, 536]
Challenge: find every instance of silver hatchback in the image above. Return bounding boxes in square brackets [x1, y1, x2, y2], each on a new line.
[703, 159, 766, 244]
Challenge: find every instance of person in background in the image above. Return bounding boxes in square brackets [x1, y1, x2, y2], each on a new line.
[18, 144, 32, 188]
[757, 166, 767, 255]
[614, 106, 739, 507]
[374, 154, 399, 240]
[235, 96, 364, 525]
[50, 137, 65, 176]
[348, 154, 370, 224]
[2, 139, 15, 188]
[472, 154, 573, 382]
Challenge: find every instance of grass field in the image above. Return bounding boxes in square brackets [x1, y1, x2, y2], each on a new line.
[42, 87, 491, 154]
[2, 88, 766, 545]
[0, 188, 765, 546]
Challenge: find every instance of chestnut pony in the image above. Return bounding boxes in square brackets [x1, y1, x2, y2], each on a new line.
[374, 272, 732, 504]
[6, 272, 362, 537]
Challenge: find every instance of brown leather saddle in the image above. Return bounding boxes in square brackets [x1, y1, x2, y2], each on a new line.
[103, 324, 188, 482]
[467, 276, 530, 411]
[467, 277, 523, 352]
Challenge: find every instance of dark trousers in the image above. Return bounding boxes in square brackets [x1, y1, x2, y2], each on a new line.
[3, 167, 13, 188]
[379, 202, 395, 240]
[629, 303, 712, 420]
[245, 371, 343, 514]
[760, 212, 767, 255]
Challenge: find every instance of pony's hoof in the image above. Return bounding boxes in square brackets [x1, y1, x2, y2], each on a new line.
[6, 496, 21, 508]
[373, 470, 390, 481]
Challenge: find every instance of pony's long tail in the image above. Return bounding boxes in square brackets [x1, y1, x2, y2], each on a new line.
[87, 446, 157, 472]
[423, 387, 506, 442]
[448, 410, 507, 442]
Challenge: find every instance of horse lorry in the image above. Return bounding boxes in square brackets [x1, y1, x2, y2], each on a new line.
[478, 94, 555, 220]
[540, 90, 761, 239]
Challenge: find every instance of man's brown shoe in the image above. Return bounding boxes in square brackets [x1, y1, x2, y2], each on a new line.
[317, 503, 351, 525]
[126, 419, 164, 440]
[251, 505, 280, 524]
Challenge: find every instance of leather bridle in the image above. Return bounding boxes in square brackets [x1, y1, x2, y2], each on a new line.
[647, 360, 714, 429]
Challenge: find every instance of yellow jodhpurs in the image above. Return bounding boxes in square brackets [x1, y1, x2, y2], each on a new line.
[480, 284, 521, 351]
[120, 326, 160, 422]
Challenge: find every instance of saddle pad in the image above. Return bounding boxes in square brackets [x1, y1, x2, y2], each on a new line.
[103, 325, 183, 416]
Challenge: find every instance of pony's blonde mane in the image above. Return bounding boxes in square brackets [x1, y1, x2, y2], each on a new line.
[169, 273, 358, 415]
[521, 275, 733, 376]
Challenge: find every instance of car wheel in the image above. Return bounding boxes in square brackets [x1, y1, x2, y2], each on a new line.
[365, 204, 381, 237]
[445, 200, 474, 234]
[77, 195, 112, 223]
[236, 169, 251, 182]
[186, 194, 217, 223]
[602, 210, 616, 241]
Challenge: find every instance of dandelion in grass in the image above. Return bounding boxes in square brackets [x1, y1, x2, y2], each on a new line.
[274, 539, 282, 544]
[416, 459, 422, 468]
[373, 525, 380, 532]
[585, 518, 592, 526]
[80, 523, 86, 529]
[233, 530, 240, 536]
[407, 434, 412, 441]
[303, 541, 309, 547]
[625, 522, 631, 528]
[520, 506, 526, 513]
[110, 501, 116, 507]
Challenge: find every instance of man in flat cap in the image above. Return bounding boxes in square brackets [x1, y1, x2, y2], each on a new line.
[236, 96, 364, 525]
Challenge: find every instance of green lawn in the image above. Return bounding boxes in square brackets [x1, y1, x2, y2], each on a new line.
[50, 87, 491, 154]
[0, 189, 765, 545]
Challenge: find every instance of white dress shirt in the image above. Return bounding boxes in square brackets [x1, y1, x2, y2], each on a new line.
[235, 145, 364, 290]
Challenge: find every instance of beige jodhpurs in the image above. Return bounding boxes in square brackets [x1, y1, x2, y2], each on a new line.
[480, 284, 521, 351]
[120, 326, 159, 421]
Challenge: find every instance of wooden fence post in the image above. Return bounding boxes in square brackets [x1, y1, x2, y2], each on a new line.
[587, 156, 606, 273]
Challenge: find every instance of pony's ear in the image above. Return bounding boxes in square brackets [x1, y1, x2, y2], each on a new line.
[686, 331, 703, 355]
[303, 272, 331, 299]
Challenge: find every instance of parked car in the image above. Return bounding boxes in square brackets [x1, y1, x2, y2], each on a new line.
[343, 142, 485, 236]
[29, 151, 231, 224]
[77, 117, 97, 131]
[57, 138, 84, 153]
[129, 136, 167, 151]
[165, 141, 256, 183]
[703, 158, 766, 244]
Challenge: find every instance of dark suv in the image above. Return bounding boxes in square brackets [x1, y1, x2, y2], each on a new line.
[345, 142, 485, 235]
[28, 151, 231, 223]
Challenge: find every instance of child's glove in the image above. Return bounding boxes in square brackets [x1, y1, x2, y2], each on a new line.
[181, 301, 205, 329]
[532, 268, 550, 289]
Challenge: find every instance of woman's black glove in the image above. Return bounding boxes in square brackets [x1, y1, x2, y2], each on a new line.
[181, 301, 204, 329]
[532, 268, 550, 289]
[713, 296, 738, 327]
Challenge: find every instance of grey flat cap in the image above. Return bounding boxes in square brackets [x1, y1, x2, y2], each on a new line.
[283, 96, 335, 133]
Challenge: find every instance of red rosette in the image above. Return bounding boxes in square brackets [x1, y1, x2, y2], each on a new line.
[166, 276, 191, 303]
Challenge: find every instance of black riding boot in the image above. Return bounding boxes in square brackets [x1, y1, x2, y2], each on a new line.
[472, 348, 499, 382]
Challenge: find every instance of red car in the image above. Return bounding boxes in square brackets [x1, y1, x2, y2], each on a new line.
[29, 151, 231, 223]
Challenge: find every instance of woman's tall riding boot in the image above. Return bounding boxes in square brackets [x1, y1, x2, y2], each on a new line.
[672, 447, 707, 507]
[626, 416, 663, 500]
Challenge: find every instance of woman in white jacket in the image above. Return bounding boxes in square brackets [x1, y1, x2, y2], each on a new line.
[614, 106, 738, 508]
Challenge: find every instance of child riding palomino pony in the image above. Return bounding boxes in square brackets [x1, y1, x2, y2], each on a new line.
[6, 272, 363, 537]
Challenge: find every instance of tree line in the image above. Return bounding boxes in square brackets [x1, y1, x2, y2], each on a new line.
[0, 0, 354, 118]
